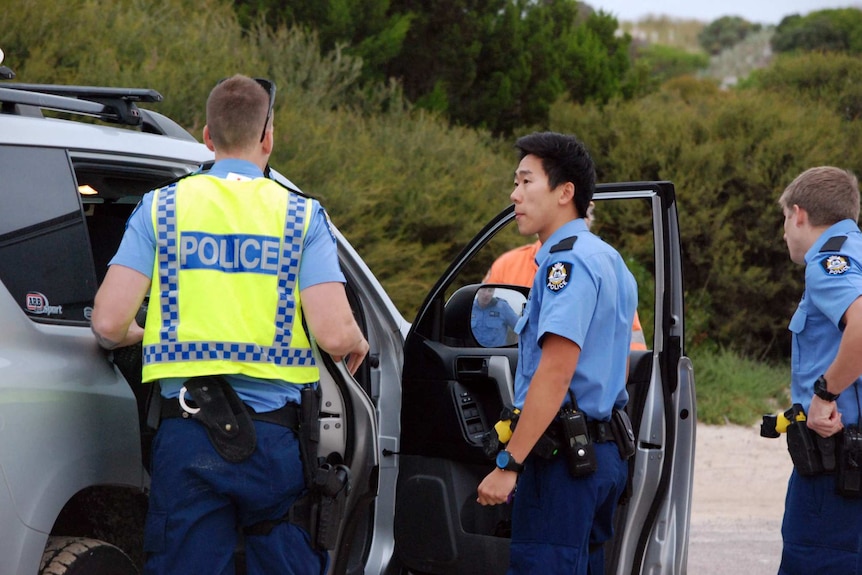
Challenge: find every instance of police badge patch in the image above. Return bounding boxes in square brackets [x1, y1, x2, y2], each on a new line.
[546, 262, 572, 292]
[821, 254, 851, 275]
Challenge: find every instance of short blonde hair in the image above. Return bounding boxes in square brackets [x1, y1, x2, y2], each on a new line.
[779, 166, 860, 226]
[205, 75, 270, 152]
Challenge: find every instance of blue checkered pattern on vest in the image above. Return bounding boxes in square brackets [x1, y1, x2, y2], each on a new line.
[143, 183, 316, 367]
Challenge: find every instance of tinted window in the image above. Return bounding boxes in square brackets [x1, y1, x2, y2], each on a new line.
[0, 145, 97, 323]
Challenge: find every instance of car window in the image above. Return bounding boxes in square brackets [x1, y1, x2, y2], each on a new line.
[0, 144, 97, 323]
[74, 158, 193, 283]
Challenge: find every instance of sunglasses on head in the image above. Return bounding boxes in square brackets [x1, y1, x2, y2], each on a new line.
[216, 76, 276, 143]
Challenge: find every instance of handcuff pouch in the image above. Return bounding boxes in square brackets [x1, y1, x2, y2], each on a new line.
[184, 375, 257, 463]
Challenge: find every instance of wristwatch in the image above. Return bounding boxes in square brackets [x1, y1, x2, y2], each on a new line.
[813, 375, 840, 402]
[495, 450, 524, 473]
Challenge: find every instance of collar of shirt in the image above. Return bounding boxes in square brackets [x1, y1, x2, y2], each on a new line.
[804, 219, 861, 264]
[535, 218, 590, 265]
[204, 159, 264, 181]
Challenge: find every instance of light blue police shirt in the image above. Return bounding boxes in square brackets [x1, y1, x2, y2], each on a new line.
[471, 297, 520, 347]
[789, 219, 862, 421]
[109, 159, 345, 411]
[512, 218, 637, 420]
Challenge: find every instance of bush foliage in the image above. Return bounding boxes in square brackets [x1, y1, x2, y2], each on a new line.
[4, 0, 862, 360]
[552, 76, 858, 358]
[773, 8, 862, 54]
[697, 16, 762, 55]
[233, 0, 635, 135]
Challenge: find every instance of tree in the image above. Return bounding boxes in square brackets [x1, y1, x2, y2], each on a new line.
[698, 16, 761, 55]
[561, 10, 632, 104]
[384, 0, 503, 118]
[231, 0, 632, 135]
[772, 8, 862, 54]
[385, 0, 631, 135]
[233, 0, 412, 84]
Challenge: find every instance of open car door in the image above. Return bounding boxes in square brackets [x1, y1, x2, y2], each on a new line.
[393, 182, 695, 574]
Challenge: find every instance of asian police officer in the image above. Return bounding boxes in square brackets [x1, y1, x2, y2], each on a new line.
[477, 132, 637, 573]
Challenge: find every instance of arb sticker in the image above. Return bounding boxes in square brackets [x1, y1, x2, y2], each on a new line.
[26, 292, 63, 316]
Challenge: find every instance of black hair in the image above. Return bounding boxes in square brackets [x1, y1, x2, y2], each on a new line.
[514, 131, 596, 218]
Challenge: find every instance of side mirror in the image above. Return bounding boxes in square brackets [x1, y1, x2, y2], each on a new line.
[470, 286, 527, 347]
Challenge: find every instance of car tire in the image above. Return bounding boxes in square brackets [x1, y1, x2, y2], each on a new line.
[39, 536, 138, 575]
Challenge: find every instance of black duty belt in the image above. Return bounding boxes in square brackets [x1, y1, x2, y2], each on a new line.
[587, 419, 615, 443]
[160, 397, 301, 430]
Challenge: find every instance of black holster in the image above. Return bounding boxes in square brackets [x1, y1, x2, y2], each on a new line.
[184, 375, 256, 463]
[837, 426, 862, 498]
[245, 386, 352, 551]
[299, 385, 322, 487]
[311, 462, 351, 550]
[297, 385, 352, 550]
[481, 407, 560, 460]
[784, 404, 836, 476]
[611, 408, 636, 461]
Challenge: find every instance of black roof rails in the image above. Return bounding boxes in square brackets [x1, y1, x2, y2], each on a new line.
[0, 83, 160, 126]
[0, 83, 197, 141]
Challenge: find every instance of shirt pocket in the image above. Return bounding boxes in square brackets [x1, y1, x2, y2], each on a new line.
[514, 313, 528, 335]
[788, 307, 806, 373]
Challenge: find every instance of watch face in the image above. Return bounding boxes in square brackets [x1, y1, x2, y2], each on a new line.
[495, 450, 522, 471]
[815, 377, 837, 400]
[496, 451, 510, 468]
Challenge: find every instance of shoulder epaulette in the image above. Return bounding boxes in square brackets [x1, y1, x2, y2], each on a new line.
[819, 235, 848, 252]
[549, 236, 578, 253]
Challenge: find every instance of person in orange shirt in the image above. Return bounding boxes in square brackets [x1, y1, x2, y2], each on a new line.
[484, 202, 648, 350]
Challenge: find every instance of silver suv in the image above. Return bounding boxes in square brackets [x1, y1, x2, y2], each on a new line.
[0, 67, 695, 574]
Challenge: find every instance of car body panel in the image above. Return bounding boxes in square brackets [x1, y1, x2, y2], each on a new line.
[0, 283, 143, 573]
[0, 114, 211, 162]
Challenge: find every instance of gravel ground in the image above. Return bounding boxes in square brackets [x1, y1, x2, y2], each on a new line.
[688, 424, 794, 574]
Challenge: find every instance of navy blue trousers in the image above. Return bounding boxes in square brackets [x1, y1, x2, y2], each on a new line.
[779, 469, 862, 575]
[508, 442, 627, 574]
[143, 417, 326, 575]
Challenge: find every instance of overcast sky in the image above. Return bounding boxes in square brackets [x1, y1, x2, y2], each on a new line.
[589, 0, 861, 24]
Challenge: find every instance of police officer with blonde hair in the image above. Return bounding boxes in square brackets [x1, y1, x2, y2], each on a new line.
[91, 74, 368, 575]
[777, 166, 862, 574]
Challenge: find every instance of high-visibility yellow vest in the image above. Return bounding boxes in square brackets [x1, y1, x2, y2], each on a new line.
[141, 174, 319, 384]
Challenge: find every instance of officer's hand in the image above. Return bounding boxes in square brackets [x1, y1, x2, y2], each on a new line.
[807, 395, 843, 438]
[334, 338, 369, 375]
[476, 468, 517, 506]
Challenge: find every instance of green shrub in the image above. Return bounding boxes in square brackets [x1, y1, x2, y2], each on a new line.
[630, 44, 710, 91]
[550, 78, 856, 358]
[746, 52, 862, 121]
[772, 8, 862, 54]
[692, 345, 789, 425]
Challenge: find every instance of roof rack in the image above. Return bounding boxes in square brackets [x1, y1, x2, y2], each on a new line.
[0, 82, 197, 141]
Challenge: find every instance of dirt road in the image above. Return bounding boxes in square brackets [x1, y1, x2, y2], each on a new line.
[688, 424, 793, 574]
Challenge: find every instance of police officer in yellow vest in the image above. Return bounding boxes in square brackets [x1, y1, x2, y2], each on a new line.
[91, 75, 369, 575]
